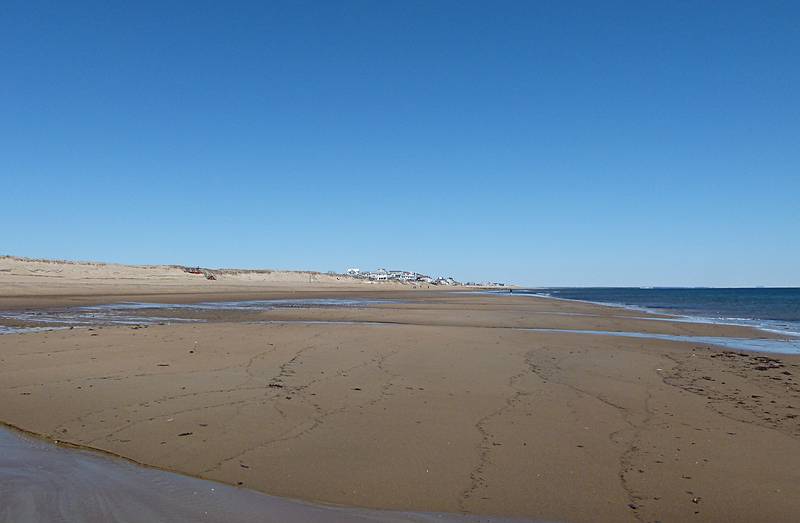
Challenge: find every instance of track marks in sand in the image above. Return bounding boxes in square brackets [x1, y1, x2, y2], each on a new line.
[457, 349, 537, 512]
[662, 348, 800, 439]
[199, 346, 401, 477]
[517, 344, 656, 521]
[51, 336, 306, 446]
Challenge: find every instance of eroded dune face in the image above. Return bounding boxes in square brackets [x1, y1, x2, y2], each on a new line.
[0, 428, 538, 523]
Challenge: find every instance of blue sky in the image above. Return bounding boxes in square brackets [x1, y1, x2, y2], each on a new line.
[2, 1, 798, 286]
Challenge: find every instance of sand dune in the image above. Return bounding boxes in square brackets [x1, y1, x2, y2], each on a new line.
[0, 255, 362, 289]
[0, 256, 409, 309]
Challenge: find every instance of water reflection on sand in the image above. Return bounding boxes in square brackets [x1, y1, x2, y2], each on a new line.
[0, 426, 540, 523]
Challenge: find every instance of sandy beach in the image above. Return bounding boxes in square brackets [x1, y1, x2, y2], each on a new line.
[6, 0, 799, 520]
[1, 258, 799, 522]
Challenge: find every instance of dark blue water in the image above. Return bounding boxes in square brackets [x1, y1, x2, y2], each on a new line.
[523, 288, 800, 336]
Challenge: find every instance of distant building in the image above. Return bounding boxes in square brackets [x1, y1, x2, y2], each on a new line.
[369, 268, 389, 281]
[345, 266, 483, 286]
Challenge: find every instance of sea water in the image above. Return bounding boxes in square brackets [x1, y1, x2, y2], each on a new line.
[518, 287, 800, 337]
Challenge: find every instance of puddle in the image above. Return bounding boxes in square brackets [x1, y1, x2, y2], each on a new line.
[245, 320, 800, 355]
[0, 299, 400, 333]
[252, 320, 800, 355]
[521, 328, 800, 355]
[4, 301, 799, 355]
[0, 326, 69, 335]
[81, 299, 401, 311]
[0, 427, 540, 523]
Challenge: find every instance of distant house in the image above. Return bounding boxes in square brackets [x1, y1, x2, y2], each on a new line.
[355, 267, 468, 286]
[369, 268, 389, 281]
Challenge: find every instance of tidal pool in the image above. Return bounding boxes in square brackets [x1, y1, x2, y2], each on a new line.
[521, 328, 800, 355]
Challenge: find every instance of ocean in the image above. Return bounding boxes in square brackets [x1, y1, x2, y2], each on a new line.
[518, 287, 800, 337]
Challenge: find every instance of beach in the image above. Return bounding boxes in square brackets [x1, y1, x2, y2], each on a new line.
[1, 259, 800, 522]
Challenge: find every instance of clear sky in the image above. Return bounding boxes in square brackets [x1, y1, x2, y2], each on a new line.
[2, 1, 798, 286]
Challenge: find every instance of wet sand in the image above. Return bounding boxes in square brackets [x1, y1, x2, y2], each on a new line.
[0, 425, 536, 523]
[1, 290, 800, 522]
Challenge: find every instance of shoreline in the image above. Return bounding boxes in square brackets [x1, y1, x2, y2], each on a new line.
[499, 289, 800, 339]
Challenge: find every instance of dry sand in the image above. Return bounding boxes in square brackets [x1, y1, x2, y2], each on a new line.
[0, 255, 408, 308]
[1, 258, 800, 522]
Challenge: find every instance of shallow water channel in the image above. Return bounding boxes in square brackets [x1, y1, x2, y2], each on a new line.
[0, 426, 541, 523]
